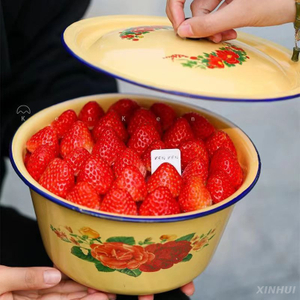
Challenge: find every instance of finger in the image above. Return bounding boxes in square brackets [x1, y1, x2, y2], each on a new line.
[177, 1, 247, 38]
[40, 291, 88, 300]
[138, 295, 154, 300]
[208, 29, 237, 43]
[167, 0, 186, 30]
[0, 266, 61, 293]
[180, 282, 195, 296]
[190, 0, 223, 17]
[38, 280, 90, 295]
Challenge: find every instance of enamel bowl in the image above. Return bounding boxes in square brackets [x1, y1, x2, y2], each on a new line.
[10, 94, 260, 295]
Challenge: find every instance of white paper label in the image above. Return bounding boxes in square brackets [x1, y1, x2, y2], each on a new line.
[151, 149, 181, 174]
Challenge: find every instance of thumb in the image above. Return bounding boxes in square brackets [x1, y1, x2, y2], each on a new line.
[177, 1, 247, 38]
[0, 266, 62, 294]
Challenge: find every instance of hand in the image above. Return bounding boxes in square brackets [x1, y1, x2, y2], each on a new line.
[0, 265, 116, 300]
[166, 0, 296, 42]
[138, 282, 195, 300]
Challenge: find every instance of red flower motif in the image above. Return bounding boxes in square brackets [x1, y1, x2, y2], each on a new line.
[216, 50, 240, 64]
[90, 242, 155, 270]
[230, 46, 246, 52]
[133, 39, 139, 41]
[139, 241, 192, 272]
[207, 55, 224, 69]
[190, 56, 198, 60]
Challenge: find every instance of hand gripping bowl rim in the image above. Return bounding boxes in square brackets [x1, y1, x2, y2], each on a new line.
[9, 93, 261, 223]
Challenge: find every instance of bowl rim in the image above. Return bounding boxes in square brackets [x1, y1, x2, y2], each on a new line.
[62, 16, 300, 103]
[9, 93, 261, 223]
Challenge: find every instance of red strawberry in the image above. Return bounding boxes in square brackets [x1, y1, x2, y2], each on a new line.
[205, 130, 237, 158]
[141, 140, 165, 172]
[77, 155, 114, 195]
[100, 188, 137, 215]
[92, 127, 126, 166]
[139, 187, 180, 216]
[26, 126, 59, 155]
[179, 139, 209, 170]
[178, 177, 212, 212]
[64, 147, 91, 176]
[183, 112, 215, 140]
[92, 110, 128, 142]
[128, 124, 160, 156]
[78, 101, 105, 129]
[60, 121, 94, 158]
[147, 163, 182, 197]
[207, 170, 236, 204]
[210, 148, 243, 189]
[108, 98, 140, 125]
[51, 110, 77, 139]
[39, 158, 75, 198]
[182, 158, 209, 184]
[66, 182, 101, 209]
[112, 165, 147, 202]
[24, 150, 31, 166]
[26, 145, 56, 181]
[150, 103, 176, 131]
[113, 148, 146, 178]
[163, 118, 194, 149]
[127, 108, 162, 136]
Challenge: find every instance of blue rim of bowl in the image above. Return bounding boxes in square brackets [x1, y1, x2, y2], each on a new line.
[9, 100, 261, 223]
[61, 31, 299, 103]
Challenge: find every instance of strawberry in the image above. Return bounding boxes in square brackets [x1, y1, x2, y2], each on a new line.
[178, 177, 212, 212]
[182, 158, 209, 184]
[179, 139, 209, 170]
[66, 182, 101, 209]
[139, 187, 180, 216]
[108, 98, 140, 125]
[210, 148, 243, 189]
[113, 148, 146, 178]
[141, 140, 165, 172]
[92, 127, 126, 166]
[112, 165, 147, 202]
[127, 108, 162, 136]
[205, 130, 237, 158]
[128, 124, 160, 156]
[26, 126, 59, 155]
[77, 155, 114, 195]
[92, 110, 128, 142]
[207, 170, 236, 204]
[60, 121, 94, 158]
[39, 158, 75, 198]
[100, 188, 137, 215]
[51, 110, 77, 139]
[26, 145, 56, 181]
[163, 117, 194, 149]
[24, 150, 31, 166]
[183, 112, 215, 140]
[147, 163, 182, 197]
[150, 103, 177, 131]
[78, 101, 105, 129]
[64, 147, 91, 176]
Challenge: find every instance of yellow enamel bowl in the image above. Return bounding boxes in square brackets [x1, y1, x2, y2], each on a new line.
[10, 94, 260, 295]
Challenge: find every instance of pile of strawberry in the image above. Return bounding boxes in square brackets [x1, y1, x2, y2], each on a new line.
[24, 99, 243, 216]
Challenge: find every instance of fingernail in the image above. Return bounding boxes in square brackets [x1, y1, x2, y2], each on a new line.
[177, 24, 193, 37]
[43, 269, 61, 284]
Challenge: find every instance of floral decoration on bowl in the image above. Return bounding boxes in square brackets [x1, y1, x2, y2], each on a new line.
[51, 224, 216, 277]
[119, 26, 171, 41]
[164, 43, 250, 69]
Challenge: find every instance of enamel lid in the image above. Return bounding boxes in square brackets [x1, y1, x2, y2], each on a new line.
[63, 15, 300, 102]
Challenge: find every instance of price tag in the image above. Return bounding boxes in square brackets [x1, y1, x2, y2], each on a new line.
[151, 149, 181, 174]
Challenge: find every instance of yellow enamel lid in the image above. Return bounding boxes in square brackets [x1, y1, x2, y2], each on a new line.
[63, 15, 300, 101]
